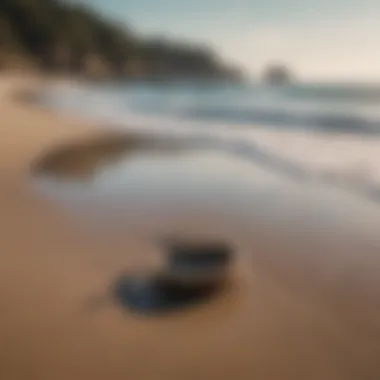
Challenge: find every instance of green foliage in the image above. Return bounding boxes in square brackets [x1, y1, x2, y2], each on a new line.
[0, 0, 237, 78]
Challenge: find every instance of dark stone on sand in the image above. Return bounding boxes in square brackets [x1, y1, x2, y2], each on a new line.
[164, 241, 233, 287]
[112, 241, 234, 315]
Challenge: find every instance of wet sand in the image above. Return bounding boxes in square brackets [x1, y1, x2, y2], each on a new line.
[1, 74, 380, 379]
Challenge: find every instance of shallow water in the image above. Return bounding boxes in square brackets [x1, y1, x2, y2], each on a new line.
[31, 133, 380, 244]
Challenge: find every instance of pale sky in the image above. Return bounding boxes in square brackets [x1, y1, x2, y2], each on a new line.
[76, 0, 380, 81]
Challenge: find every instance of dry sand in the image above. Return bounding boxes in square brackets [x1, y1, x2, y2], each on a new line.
[1, 74, 380, 380]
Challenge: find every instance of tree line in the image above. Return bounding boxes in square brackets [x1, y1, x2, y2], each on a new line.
[0, 0, 242, 80]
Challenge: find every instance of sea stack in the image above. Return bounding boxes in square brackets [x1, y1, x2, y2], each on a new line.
[263, 63, 294, 85]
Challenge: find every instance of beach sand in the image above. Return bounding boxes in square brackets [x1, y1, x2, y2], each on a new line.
[1, 74, 380, 380]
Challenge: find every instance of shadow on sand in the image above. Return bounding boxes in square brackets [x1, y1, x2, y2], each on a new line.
[111, 273, 225, 315]
[31, 132, 192, 182]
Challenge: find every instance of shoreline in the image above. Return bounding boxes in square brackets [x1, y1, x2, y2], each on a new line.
[2, 74, 380, 379]
[35, 77, 380, 205]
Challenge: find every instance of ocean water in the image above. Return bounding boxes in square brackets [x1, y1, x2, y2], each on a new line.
[42, 81, 380, 201]
[45, 82, 380, 132]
